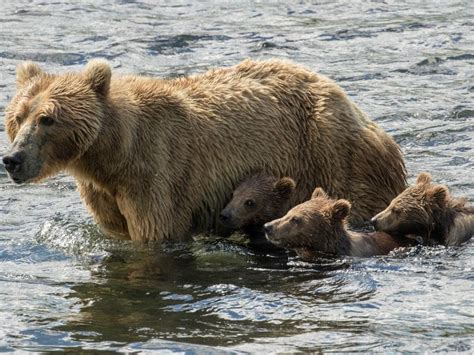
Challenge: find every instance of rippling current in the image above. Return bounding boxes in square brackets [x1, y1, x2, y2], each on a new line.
[0, 1, 473, 352]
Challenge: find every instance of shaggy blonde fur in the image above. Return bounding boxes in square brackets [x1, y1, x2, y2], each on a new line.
[4, 59, 406, 242]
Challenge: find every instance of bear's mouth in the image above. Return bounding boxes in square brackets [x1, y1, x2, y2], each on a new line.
[7, 168, 30, 184]
[5, 156, 44, 185]
[8, 169, 35, 185]
[265, 232, 282, 246]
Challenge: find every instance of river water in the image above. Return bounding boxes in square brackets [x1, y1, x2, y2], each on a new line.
[0, 0, 473, 352]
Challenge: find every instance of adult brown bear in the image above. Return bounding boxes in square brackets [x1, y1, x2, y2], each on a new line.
[3, 59, 406, 242]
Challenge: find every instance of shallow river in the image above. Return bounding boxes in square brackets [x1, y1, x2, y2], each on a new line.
[0, 0, 473, 352]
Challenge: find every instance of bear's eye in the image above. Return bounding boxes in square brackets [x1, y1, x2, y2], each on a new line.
[245, 199, 255, 208]
[39, 115, 54, 126]
[290, 216, 301, 224]
[392, 206, 401, 214]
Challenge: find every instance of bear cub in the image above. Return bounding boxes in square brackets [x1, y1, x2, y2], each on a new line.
[220, 172, 296, 250]
[264, 187, 414, 260]
[371, 172, 473, 246]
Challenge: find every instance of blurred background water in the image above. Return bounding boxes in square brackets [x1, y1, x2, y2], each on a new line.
[0, 0, 472, 352]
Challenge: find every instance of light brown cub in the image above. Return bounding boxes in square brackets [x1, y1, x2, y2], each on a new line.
[371, 172, 473, 246]
[264, 188, 414, 260]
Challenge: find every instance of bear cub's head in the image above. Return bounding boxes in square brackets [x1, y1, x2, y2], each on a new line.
[3, 60, 111, 184]
[370, 172, 450, 241]
[220, 173, 296, 235]
[264, 187, 350, 254]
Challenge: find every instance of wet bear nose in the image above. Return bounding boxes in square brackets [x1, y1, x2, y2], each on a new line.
[370, 216, 378, 227]
[219, 211, 230, 222]
[2, 152, 24, 174]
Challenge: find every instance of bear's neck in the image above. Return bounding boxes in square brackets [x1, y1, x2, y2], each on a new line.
[443, 206, 474, 246]
[335, 227, 352, 256]
[431, 202, 474, 245]
[292, 227, 351, 260]
[320, 226, 352, 256]
[68, 96, 138, 192]
[69, 80, 193, 193]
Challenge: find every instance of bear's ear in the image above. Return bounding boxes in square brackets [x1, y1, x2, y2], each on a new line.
[16, 61, 43, 89]
[273, 177, 296, 199]
[416, 172, 432, 185]
[84, 59, 111, 96]
[331, 199, 351, 221]
[311, 187, 327, 200]
[428, 185, 448, 207]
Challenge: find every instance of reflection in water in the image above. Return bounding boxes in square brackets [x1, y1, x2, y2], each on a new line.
[0, 0, 473, 352]
[58, 241, 366, 348]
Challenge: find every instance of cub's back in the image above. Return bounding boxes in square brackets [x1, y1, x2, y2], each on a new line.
[350, 232, 414, 257]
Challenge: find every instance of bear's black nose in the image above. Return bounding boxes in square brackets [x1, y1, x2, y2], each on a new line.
[370, 216, 378, 227]
[2, 152, 23, 174]
[219, 211, 230, 222]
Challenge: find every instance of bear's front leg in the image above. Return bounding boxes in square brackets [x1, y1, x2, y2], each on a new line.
[114, 191, 174, 243]
[77, 181, 130, 239]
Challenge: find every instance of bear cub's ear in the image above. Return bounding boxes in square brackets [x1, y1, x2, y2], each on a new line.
[428, 185, 448, 207]
[273, 177, 296, 199]
[311, 187, 328, 200]
[84, 59, 112, 96]
[331, 199, 351, 221]
[416, 172, 432, 186]
[16, 61, 43, 89]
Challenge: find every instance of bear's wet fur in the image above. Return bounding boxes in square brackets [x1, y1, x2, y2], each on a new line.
[4, 59, 406, 242]
[220, 172, 295, 252]
[264, 187, 415, 260]
[371, 172, 474, 246]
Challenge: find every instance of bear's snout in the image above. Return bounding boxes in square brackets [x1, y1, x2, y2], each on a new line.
[370, 215, 379, 228]
[219, 210, 232, 224]
[263, 223, 274, 237]
[2, 151, 24, 177]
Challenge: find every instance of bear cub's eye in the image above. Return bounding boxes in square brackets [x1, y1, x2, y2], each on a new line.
[392, 205, 402, 214]
[39, 116, 54, 126]
[245, 199, 255, 208]
[290, 216, 301, 224]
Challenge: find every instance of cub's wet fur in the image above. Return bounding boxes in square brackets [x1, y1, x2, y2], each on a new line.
[265, 187, 414, 260]
[371, 172, 473, 246]
[220, 173, 295, 251]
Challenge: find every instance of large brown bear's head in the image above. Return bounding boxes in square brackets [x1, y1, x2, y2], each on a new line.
[370, 172, 448, 237]
[219, 173, 296, 234]
[2, 60, 110, 184]
[264, 187, 350, 253]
